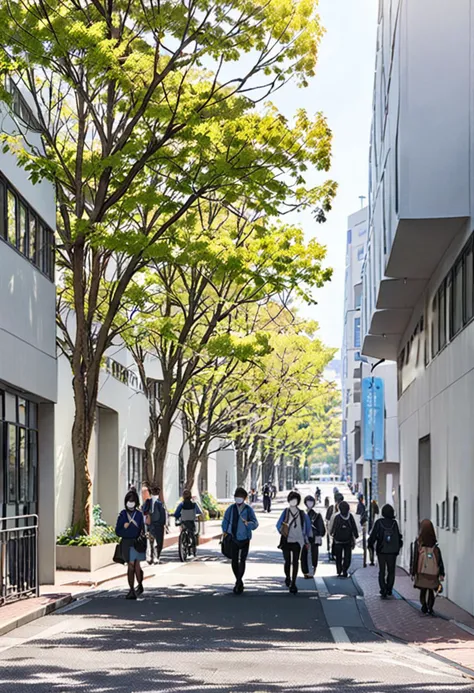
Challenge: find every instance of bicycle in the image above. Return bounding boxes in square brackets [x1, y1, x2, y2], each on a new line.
[177, 521, 197, 562]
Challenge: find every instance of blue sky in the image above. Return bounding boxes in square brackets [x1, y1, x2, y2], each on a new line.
[271, 0, 378, 352]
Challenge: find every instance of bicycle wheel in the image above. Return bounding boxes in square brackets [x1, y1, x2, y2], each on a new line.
[178, 532, 188, 562]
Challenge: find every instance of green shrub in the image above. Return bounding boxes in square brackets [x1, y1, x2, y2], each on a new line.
[57, 505, 118, 546]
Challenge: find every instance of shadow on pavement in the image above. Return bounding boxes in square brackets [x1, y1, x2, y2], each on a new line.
[0, 663, 471, 692]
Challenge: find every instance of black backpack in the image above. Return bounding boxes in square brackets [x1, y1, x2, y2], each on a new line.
[334, 515, 352, 544]
[380, 521, 400, 555]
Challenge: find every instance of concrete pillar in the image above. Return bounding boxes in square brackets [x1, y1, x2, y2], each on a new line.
[38, 402, 56, 585]
[97, 407, 120, 527]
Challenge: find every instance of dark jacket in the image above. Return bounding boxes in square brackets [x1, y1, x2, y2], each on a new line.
[307, 509, 326, 538]
[115, 509, 144, 539]
[368, 517, 403, 554]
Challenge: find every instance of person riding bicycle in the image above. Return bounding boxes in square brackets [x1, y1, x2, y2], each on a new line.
[174, 490, 203, 542]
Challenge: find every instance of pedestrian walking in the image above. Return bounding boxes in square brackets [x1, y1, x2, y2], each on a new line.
[271, 483, 277, 500]
[221, 487, 259, 594]
[115, 489, 146, 600]
[262, 483, 272, 513]
[368, 504, 403, 598]
[276, 491, 312, 594]
[325, 492, 343, 559]
[315, 486, 321, 504]
[142, 483, 167, 565]
[330, 500, 358, 578]
[301, 495, 325, 578]
[410, 519, 445, 615]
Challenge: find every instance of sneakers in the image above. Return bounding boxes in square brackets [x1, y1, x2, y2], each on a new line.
[136, 583, 144, 596]
[125, 590, 137, 600]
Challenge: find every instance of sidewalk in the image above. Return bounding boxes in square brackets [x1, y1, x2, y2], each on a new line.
[354, 563, 474, 675]
[0, 520, 222, 637]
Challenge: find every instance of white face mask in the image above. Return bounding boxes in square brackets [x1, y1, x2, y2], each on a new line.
[289, 499, 298, 508]
[306, 501, 315, 509]
[126, 502, 136, 510]
[235, 497, 245, 505]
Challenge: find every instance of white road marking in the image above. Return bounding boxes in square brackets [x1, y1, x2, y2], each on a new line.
[330, 626, 351, 643]
[55, 598, 92, 614]
[314, 576, 329, 597]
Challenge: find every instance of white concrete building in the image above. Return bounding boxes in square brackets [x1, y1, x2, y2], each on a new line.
[0, 86, 57, 587]
[362, 0, 474, 614]
[341, 208, 368, 486]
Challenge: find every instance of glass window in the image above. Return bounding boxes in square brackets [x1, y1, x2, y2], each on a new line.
[431, 295, 439, 357]
[439, 282, 446, 350]
[452, 261, 463, 336]
[7, 189, 16, 245]
[19, 203, 28, 256]
[19, 427, 27, 502]
[453, 496, 459, 531]
[8, 424, 17, 502]
[18, 397, 26, 425]
[29, 213, 37, 263]
[28, 430, 38, 502]
[0, 180, 5, 239]
[464, 245, 473, 324]
[354, 317, 361, 348]
[357, 246, 365, 261]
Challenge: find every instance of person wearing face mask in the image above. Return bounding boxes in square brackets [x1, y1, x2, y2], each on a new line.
[115, 489, 146, 599]
[301, 495, 326, 578]
[276, 492, 312, 594]
[221, 487, 259, 594]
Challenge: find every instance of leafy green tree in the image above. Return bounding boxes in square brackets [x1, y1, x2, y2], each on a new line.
[0, 0, 335, 530]
[124, 203, 331, 494]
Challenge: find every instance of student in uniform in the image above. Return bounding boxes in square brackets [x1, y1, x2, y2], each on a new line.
[410, 519, 445, 615]
[330, 500, 358, 578]
[368, 504, 403, 598]
[277, 491, 312, 594]
[301, 495, 326, 578]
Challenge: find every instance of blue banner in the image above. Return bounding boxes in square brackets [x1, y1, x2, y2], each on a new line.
[362, 377, 385, 461]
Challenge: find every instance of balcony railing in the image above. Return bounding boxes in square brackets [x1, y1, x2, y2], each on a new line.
[0, 514, 39, 606]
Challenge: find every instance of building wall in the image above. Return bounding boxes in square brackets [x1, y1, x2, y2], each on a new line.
[361, 0, 474, 615]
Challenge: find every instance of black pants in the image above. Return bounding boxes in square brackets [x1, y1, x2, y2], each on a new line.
[149, 524, 165, 560]
[301, 540, 319, 575]
[283, 542, 301, 586]
[378, 553, 397, 595]
[420, 588, 436, 611]
[334, 543, 352, 576]
[230, 540, 250, 582]
[263, 496, 271, 512]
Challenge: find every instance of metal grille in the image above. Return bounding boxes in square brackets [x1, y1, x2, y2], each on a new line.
[0, 514, 39, 605]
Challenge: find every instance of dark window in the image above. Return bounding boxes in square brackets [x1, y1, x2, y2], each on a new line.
[1, 392, 38, 507]
[127, 446, 145, 489]
[431, 295, 439, 357]
[0, 180, 5, 239]
[453, 496, 459, 531]
[354, 317, 361, 348]
[0, 174, 54, 280]
[464, 243, 473, 324]
[441, 500, 446, 529]
[7, 189, 16, 245]
[436, 503, 440, 528]
[439, 281, 447, 350]
[452, 260, 463, 336]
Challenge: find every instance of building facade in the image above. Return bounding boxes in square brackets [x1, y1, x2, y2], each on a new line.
[341, 208, 368, 485]
[0, 88, 57, 590]
[362, 0, 474, 614]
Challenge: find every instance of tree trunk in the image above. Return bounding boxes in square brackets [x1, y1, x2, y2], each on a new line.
[236, 448, 246, 487]
[185, 447, 200, 492]
[71, 370, 94, 534]
[152, 434, 167, 498]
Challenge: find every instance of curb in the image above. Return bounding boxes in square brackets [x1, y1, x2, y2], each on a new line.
[0, 594, 73, 637]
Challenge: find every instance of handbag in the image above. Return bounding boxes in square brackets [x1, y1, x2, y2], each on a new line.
[134, 531, 147, 554]
[113, 542, 125, 565]
[280, 509, 290, 538]
[314, 536, 323, 546]
[221, 533, 233, 559]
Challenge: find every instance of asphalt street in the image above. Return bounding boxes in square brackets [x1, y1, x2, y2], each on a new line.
[0, 484, 472, 692]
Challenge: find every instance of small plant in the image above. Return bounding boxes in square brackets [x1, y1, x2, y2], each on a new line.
[57, 505, 118, 546]
[201, 492, 225, 519]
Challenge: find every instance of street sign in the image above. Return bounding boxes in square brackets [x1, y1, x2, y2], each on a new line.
[362, 377, 385, 461]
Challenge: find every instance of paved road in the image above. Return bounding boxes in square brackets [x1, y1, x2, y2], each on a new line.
[0, 492, 472, 692]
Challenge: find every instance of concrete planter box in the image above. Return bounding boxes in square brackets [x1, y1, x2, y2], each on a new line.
[56, 543, 118, 572]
